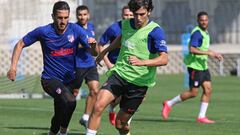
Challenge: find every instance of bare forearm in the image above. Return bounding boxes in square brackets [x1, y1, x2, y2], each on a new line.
[189, 46, 207, 55]
[143, 52, 168, 66]
[10, 39, 25, 70]
[129, 52, 168, 67]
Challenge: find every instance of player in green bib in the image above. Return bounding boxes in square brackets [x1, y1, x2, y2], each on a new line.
[86, 0, 168, 135]
[162, 11, 223, 124]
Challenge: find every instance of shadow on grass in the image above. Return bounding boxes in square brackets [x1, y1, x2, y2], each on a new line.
[5, 126, 85, 135]
[6, 126, 48, 130]
[40, 133, 85, 135]
[133, 117, 194, 123]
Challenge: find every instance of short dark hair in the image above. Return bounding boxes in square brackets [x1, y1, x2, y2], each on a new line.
[197, 11, 208, 18]
[76, 5, 89, 13]
[52, 1, 70, 15]
[122, 5, 130, 13]
[128, 0, 154, 12]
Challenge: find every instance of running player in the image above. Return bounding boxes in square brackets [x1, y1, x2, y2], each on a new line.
[74, 5, 99, 128]
[86, 0, 168, 134]
[98, 5, 133, 126]
[7, 1, 95, 135]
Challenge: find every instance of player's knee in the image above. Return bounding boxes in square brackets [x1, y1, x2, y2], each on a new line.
[204, 88, 212, 96]
[93, 102, 105, 115]
[190, 90, 198, 97]
[89, 88, 99, 97]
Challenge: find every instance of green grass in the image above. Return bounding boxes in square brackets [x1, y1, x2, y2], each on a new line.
[0, 74, 239, 135]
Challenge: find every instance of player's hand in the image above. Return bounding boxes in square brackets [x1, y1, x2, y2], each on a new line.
[106, 63, 114, 69]
[128, 56, 144, 66]
[215, 53, 223, 61]
[208, 50, 223, 61]
[7, 68, 17, 81]
[88, 37, 96, 44]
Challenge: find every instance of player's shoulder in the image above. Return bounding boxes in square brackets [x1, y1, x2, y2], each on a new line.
[69, 22, 85, 31]
[88, 22, 94, 27]
[109, 21, 121, 29]
[191, 30, 203, 39]
[32, 23, 53, 34]
[106, 21, 121, 33]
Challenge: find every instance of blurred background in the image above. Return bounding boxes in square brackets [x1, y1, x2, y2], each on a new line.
[0, 0, 240, 97]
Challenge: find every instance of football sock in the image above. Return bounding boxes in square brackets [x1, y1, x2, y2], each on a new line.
[127, 116, 133, 125]
[168, 95, 182, 107]
[198, 102, 208, 118]
[82, 114, 90, 121]
[86, 128, 97, 135]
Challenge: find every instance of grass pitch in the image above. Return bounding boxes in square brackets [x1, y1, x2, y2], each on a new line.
[0, 74, 239, 135]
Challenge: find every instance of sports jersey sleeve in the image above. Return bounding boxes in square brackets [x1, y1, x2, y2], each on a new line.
[76, 25, 90, 49]
[189, 30, 202, 48]
[148, 27, 168, 53]
[99, 21, 121, 45]
[22, 27, 43, 47]
[88, 22, 96, 38]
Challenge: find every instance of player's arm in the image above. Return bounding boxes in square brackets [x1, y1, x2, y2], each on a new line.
[88, 37, 98, 56]
[129, 27, 168, 66]
[96, 36, 121, 66]
[98, 43, 114, 69]
[189, 31, 223, 61]
[129, 52, 168, 66]
[7, 39, 25, 81]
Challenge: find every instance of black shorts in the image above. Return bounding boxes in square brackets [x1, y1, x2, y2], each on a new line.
[101, 72, 148, 114]
[41, 79, 75, 99]
[188, 67, 211, 88]
[73, 66, 99, 89]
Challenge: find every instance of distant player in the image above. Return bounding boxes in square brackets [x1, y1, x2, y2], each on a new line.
[73, 5, 99, 128]
[162, 11, 223, 124]
[98, 5, 133, 126]
[86, 0, 168, 134]
[7, 1, 96, 135]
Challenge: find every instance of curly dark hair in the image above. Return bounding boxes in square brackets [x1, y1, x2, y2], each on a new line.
[128, 0, 154, 12]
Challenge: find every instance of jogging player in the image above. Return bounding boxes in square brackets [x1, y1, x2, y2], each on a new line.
[161, 11, 223, 124]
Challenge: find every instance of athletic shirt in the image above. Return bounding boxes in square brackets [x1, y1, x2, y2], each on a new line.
[23, 23, 89, 83]
[99, 21, 122, 64]
[108, 19, 167, 87]
[75, 22, 96, 68]
[184, 26, 210, 70]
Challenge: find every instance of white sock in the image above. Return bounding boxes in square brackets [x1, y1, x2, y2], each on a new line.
[86, 128, 97, 135]
[108, 105, 115, 112]
[82, 114, 90, 121]
[198, 102, 208, 118]
[59, 133, 67, 135]
[127, 116, 133, 125]
[167, 95, 182, 107]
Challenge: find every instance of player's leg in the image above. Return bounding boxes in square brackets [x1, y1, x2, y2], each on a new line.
[116, 81, 147, 135]
[41, 79, 76, 135]
[86, 72, 123, 135]
[108, 96, 121, 126]
[72, 68, 86, 97]
[162, 67, 200, 119]
[197, 69, 215, 123]
[80, 67, 99, 127]
[86, 90, 115, 135]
